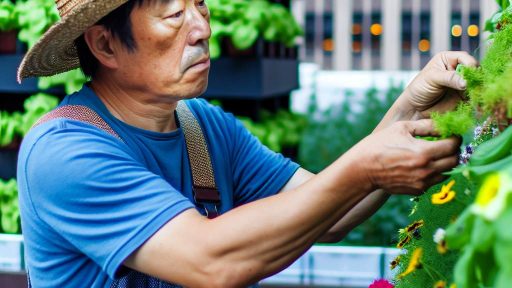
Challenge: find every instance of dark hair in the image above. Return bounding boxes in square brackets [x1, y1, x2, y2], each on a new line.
[75, 0, 145, 78]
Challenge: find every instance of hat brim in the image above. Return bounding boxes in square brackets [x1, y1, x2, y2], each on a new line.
[17, 0, 129, 82]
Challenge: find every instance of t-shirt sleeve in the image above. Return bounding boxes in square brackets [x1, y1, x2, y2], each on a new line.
[22, 121, 195, 279]
[199, 102, 300, 205]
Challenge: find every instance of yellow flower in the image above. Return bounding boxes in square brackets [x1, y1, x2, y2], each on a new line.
[475, 173, 500, 207]
[432, 180, 456, 205]
[449, 284, 456, 288]
[397, 235, 411, 249]
[472, 173, 512, 220]
[398, 248, 422, 278]
[434, 280, 447, 288]
[437, 240, 448, 254]
[405, 220, 424, 233]
[390, 255, 401, 270]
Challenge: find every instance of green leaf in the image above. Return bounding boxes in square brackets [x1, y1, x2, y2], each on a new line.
[470, 217, 495, 252]
[454, 248, 478, 288]
[231, 22, 258, 50]
[446, 209, 476, 250]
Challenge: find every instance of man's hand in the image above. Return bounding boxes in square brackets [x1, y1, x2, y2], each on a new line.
[402, 51, 479, 118]
[348, 119, 460, 195]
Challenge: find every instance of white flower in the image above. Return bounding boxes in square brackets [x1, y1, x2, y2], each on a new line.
[492, 127, 500, 137]
[433, 228, 446, 244]
[474, 126, 483, 138]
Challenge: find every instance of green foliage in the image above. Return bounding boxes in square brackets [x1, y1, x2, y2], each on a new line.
[16, 0, 59, 49]
[208, 0, 303, 58]
[0, 0, 18, 31]
[0, 178, 19, 234]
[0, 93, 58, 147]
[341, 195, 413, 246]
[394, 175, 476, 288]
[239, 110, 308, 153]
[15, 0, 86, 94]
[431, 103, 475, 138]
[299, 83, 403, 173]
[434, 7, 512, 136]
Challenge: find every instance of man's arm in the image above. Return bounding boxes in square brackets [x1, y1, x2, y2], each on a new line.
[124, 119, 459, 288]
[280, 168, 390, 243]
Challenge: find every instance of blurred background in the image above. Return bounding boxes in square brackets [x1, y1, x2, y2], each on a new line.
[0, 0, 499, 287]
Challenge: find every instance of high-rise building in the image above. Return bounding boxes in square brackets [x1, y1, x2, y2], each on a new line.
[292, 0, 498, 70]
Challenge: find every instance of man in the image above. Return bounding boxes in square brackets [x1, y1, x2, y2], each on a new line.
[16, 0, 477, 287]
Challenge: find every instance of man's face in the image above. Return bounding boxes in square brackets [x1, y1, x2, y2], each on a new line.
[113, 0, 211, 100]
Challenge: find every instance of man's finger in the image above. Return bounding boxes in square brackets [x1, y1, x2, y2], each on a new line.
[432, 70, 467, 91]
[441, 51, 479, 70]
[405, 119, 440, 137]
[421, 137, 461, 160]
[429, 155, 460, 172]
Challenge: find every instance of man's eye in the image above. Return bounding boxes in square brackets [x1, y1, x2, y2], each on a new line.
[168, 10, 183, 18]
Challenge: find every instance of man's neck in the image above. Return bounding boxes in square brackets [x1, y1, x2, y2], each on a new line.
[90, 79, 178, 133]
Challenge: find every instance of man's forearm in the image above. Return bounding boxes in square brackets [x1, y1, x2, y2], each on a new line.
[319, 189, 390, 243]
[318, 92, 418, 243]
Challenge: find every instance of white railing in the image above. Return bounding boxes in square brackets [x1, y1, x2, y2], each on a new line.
[292, 0, 499, 70]
[261, 246, 401, 287]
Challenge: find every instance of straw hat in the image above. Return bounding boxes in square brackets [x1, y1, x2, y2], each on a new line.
[17, 0, 129, 82]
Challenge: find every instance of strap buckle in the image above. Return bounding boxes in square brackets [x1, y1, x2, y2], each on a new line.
[203, 205, 219, 219]
[193, 186, 220, 219]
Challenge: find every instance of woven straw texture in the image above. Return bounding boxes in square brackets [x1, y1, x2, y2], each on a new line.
[17, 0, 128, 81]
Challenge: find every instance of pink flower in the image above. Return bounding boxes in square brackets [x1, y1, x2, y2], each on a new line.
[369, 279, 394, 288]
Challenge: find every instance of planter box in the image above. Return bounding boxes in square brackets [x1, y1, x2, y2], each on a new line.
[0, 31, 18, 54]
[204, 57, 299, 99]
[0, 146, 18, 180]
[0, 271, 27, 288]
[0, 55, 63, 95]
[0, 234, 24, 272]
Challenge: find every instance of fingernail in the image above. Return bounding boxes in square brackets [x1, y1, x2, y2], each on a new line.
[459, 79, 467, 89]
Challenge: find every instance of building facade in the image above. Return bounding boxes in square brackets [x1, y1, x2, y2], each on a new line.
[292, 0, 499, 70]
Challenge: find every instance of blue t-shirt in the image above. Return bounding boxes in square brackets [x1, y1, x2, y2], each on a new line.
[17, 85, 299, 288]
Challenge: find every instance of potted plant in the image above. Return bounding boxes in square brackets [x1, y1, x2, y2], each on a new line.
[0, 93, 58, 180]
[208, 0, 302, 59]
[0, 0, 19, 54]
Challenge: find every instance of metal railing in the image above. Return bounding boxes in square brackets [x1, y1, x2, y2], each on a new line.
[261, 246, 401, 287]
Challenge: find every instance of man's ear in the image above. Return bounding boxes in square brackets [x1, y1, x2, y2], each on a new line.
[83, 26, 119, 69]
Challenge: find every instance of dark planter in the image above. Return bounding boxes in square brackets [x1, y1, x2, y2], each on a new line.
[204, 57, 299, 99]
[0, 30, 18, 54]
[0, 55, 64, 95]
[0, 271, 27, 288]
[0, 140, 20, 180]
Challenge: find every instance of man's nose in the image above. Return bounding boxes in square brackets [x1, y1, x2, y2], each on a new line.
[187, 9, 211, 46]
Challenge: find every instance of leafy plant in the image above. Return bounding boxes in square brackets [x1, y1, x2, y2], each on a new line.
[16, 0, 86, 94]
[434, 0, 512, 137]
[0, 178, 19, 234]
[0, 93, 58, 147]
[392, 3, 512, 287]
[16, 0, 59, 49]
[208, 0, 303, 58]
[239, 109, 308, 153]
[299, 83, 403, 173]
[0, 0, 18, 31]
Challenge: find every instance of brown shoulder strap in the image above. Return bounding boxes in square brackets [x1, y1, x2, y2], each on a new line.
[32, 105, 122, 140]
[32, 103, 221, 218]
[176, 101, 220, 218]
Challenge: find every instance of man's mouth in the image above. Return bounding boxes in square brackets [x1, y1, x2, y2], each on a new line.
[188, 57, 211, 71]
